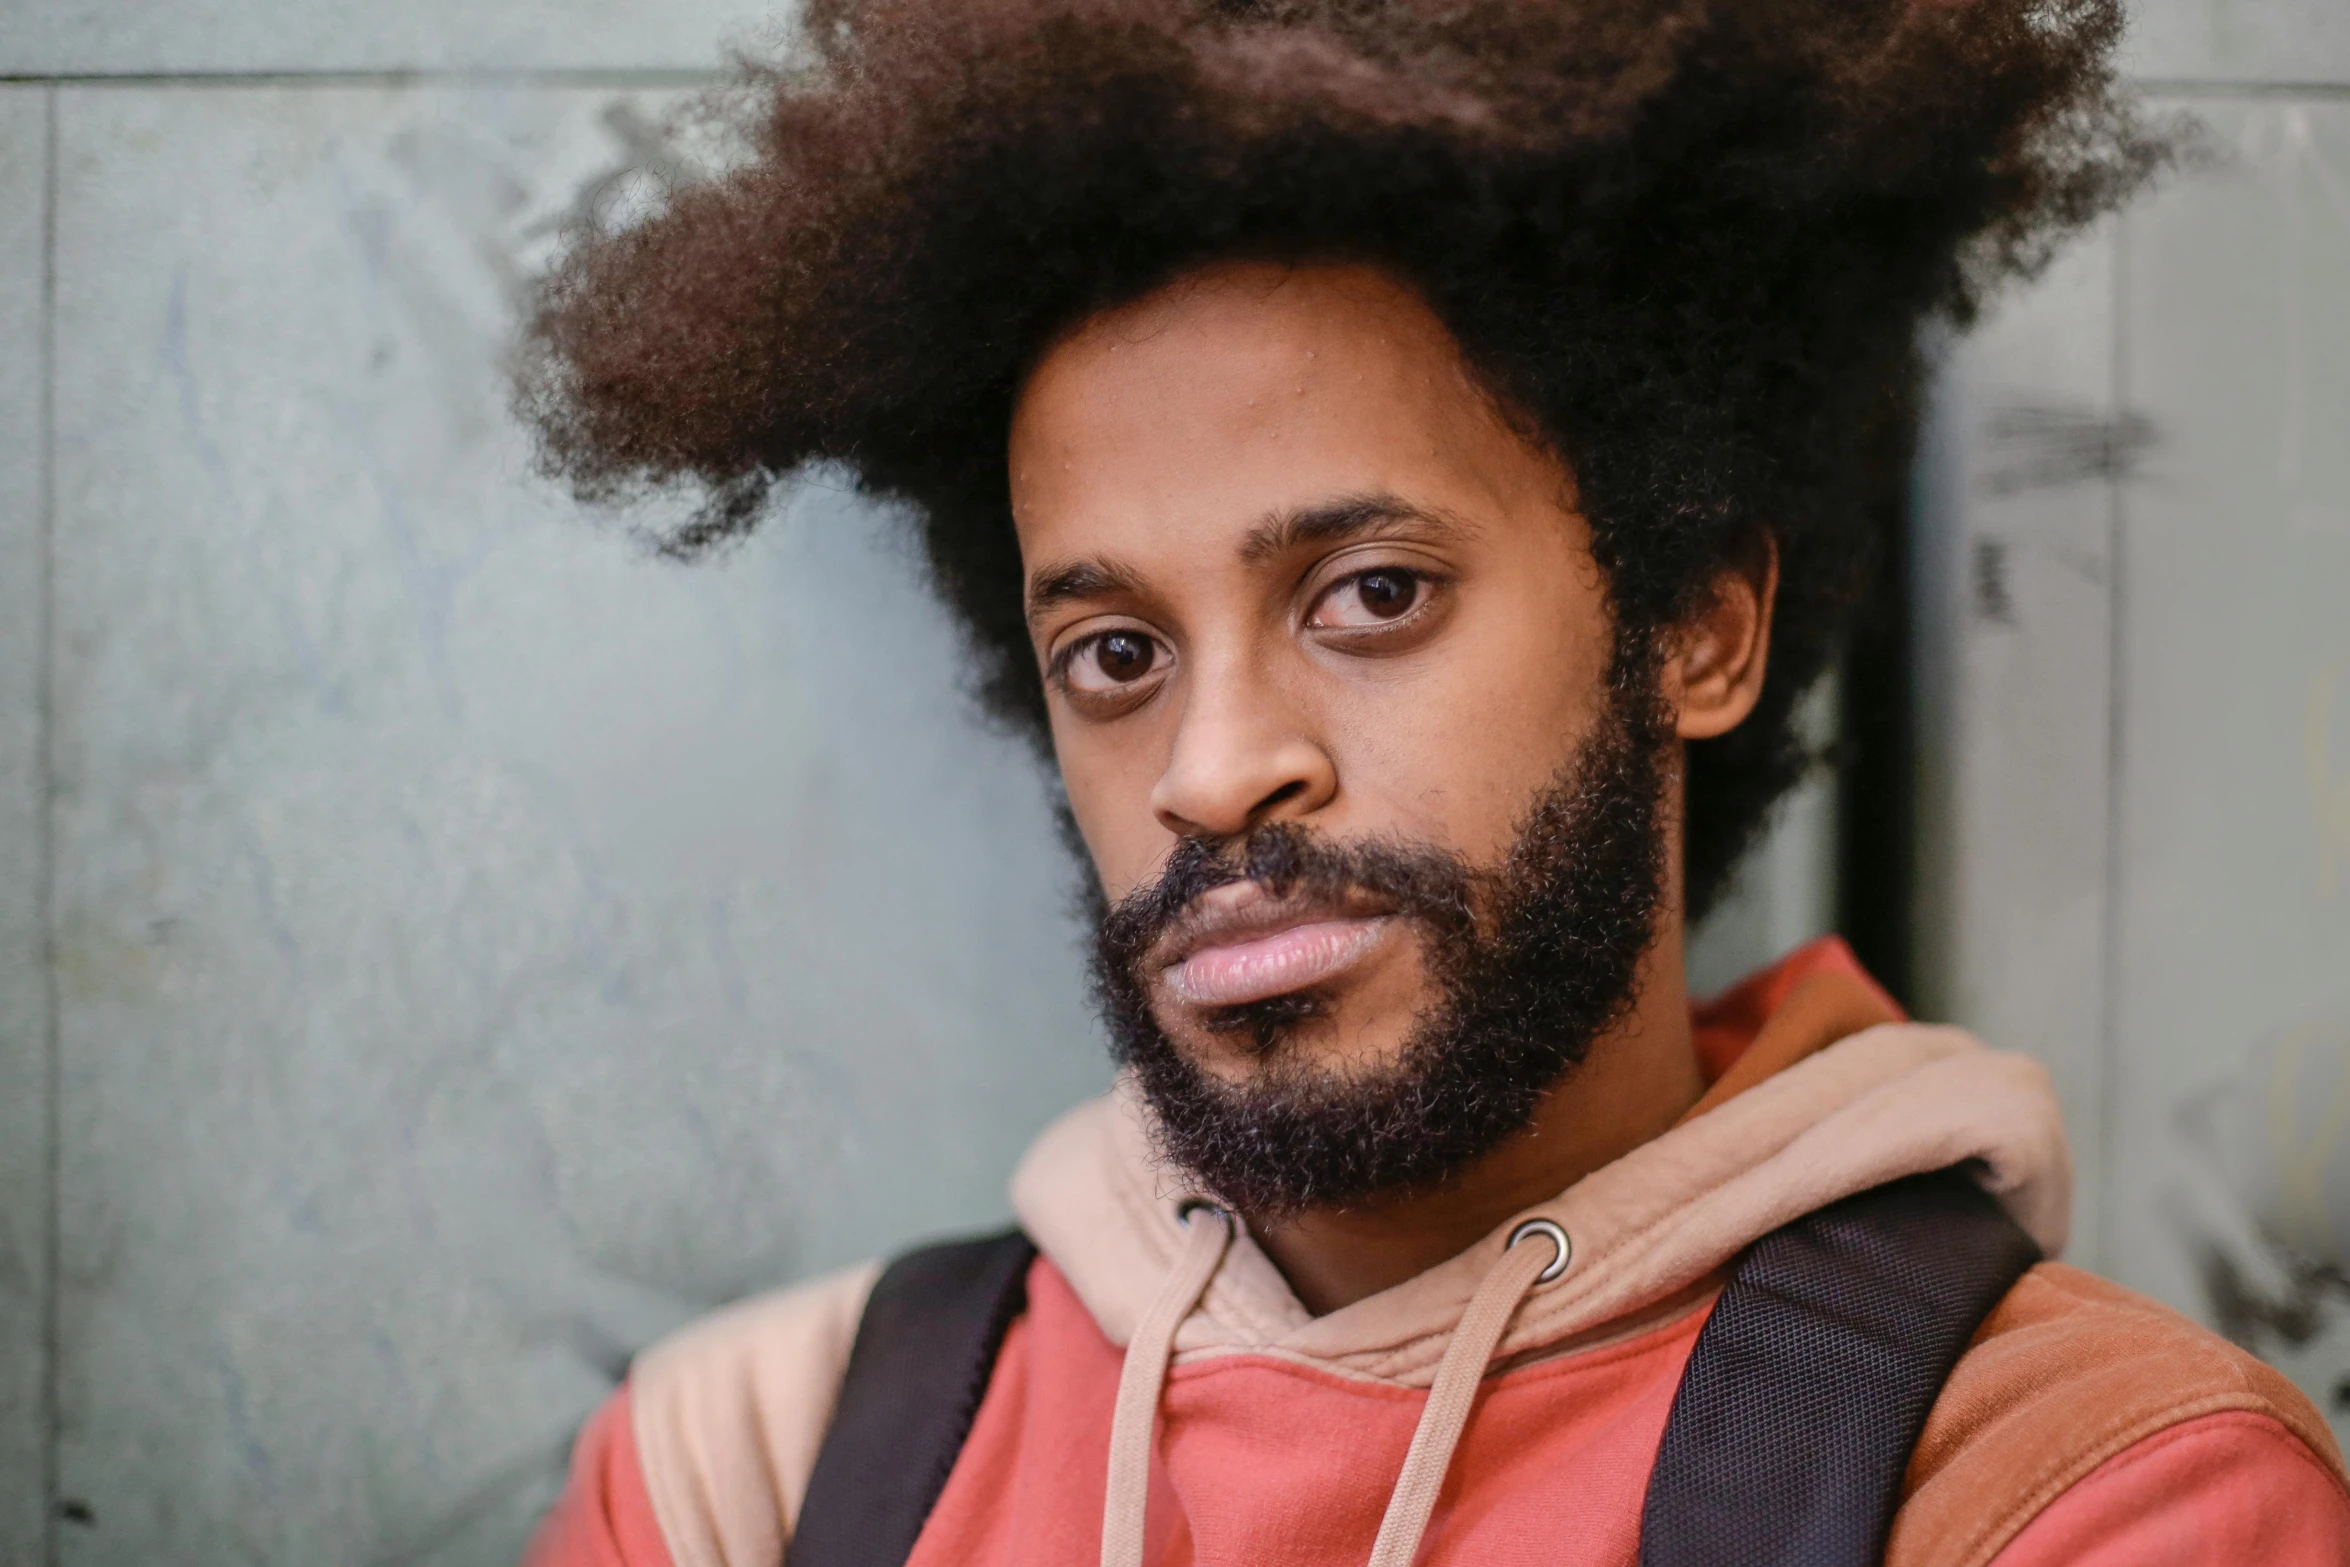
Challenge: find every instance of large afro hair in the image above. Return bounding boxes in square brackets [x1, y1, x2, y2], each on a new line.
[518, 0, 2164, 915]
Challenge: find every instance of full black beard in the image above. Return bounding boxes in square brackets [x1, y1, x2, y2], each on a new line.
[1089, 663, 1671, 1218]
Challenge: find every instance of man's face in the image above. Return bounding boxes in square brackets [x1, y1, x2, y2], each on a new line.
[1010, 263, 1673, 1212]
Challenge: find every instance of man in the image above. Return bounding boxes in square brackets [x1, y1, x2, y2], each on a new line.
[519, 0, 2350, 1561]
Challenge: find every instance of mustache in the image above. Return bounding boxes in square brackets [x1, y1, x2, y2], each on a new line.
[1095, 821, 1480, 975]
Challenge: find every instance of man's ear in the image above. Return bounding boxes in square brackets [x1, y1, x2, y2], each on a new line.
[1664, 537, 1777, 742]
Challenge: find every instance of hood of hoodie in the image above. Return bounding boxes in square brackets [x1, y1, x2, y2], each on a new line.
[1010, 945, 2071, 1390]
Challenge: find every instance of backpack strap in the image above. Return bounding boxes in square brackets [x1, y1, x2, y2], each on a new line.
[1639, 1167, 2041, 1566]
[785, 1228, 1038, 1567]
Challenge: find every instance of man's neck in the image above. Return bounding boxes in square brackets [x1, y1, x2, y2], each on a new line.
[1248, 932, 1703, 1316]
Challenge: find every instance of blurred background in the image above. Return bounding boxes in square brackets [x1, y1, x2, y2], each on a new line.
[0, 2, 2346, 1561]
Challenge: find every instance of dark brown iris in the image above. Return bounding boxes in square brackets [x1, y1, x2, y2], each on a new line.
[1357, 570, 1414, 618]
[1096, 631, 1154, 680]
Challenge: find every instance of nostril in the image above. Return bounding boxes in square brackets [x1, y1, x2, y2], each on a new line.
[1256, 780, 1307, 813]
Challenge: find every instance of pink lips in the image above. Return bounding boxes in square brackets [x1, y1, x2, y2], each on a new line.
[1162, 917, 1391, 1008]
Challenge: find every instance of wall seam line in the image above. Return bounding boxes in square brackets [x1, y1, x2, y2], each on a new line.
[2094, 202, 2131, 1276]
[36, 79, 61, 1567]
[0, 68, 722, 88]
[2123, 77, 2350, 102]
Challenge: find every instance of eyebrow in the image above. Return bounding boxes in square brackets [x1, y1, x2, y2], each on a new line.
[1022, 492, 1464, 624]
[1025, 557, 1146, 621]
[1237, 492, 1462, 564]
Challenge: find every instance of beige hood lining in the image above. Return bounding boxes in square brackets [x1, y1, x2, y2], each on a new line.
[1011, 1023, 2070, 1389]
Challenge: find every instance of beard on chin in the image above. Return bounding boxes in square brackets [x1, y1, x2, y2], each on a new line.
[1088, 658, 1673, 1220]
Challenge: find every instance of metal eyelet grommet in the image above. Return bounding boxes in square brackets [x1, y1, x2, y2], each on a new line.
[1175, 1197, 1227, 1226]
[1507, 1217, 1572, 1282]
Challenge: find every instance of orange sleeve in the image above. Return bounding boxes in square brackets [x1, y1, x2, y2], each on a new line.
[524, 1385, 677, 1567]
[1989, 1410, 2350, 1565]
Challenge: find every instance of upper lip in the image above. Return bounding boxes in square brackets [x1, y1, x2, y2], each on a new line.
[1148, 880, 1395, 975]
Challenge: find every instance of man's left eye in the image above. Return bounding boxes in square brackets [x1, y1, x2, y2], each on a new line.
[1312, 568, 1425, 629]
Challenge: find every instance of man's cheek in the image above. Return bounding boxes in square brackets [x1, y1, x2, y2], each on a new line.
[1061, 775, 1160, 903]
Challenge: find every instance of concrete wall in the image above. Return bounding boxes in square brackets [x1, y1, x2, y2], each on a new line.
[1918, 0, 2350, 1443]
[0, 53, 1118, 1567]
[1, 84, 58, 1567]
[2, 0, 2343, 1562]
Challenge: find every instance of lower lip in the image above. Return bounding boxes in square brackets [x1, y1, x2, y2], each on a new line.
[1163, 918, 1391, 1008]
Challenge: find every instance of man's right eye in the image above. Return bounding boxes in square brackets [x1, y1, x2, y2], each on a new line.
[1061, 629, 1167, 694]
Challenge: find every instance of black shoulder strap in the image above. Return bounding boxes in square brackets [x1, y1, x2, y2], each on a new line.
[785, 1228, 1037, 1567]
[1638, 1167, 2041, 1567]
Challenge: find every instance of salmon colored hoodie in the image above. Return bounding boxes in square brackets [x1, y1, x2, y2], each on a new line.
[529, 941, 2350, 1566]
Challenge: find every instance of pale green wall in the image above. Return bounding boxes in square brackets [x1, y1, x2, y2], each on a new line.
[0, 60, 1110, 1567]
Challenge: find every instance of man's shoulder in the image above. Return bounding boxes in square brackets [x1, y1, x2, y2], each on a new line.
[1890, 1261, 2348, 1566]
[1944, 1261, 2343, 1462]
[637, 1260, 883, 1403]
[628, 1261, 883, 1567]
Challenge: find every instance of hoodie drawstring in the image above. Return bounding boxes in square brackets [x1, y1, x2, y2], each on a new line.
[1098, 1210, 1568, 1567]
[1364, 1218, 1569, 1566]
[1101, 1204, 1233, 1567]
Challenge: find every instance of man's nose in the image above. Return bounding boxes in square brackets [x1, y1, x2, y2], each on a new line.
[1149, 657, 1338, 839]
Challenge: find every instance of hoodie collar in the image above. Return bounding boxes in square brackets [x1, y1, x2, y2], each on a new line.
[1011, 942, 2070, 1389]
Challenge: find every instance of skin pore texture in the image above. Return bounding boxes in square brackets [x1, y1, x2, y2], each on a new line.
[1011, 262, 1775, 1314]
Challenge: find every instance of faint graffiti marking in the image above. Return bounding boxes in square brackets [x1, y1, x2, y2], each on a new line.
[1977, 400, 2157, 496]
[386, 96, 697, 317]
[517, 101, 697, 262]
[1972, 536, 2016, 626]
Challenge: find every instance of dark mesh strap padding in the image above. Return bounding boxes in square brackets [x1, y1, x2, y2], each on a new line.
[1639, 1168, 2040, 1566]
[785, 1228, 1037, 1567]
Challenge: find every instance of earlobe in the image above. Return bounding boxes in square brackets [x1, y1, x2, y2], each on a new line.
[1669, 541, 1777, 742]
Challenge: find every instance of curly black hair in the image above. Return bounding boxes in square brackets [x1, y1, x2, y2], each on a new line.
[519, 0, 2163, 915]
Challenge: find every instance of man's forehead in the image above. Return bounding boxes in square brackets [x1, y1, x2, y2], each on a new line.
[1010, 261, 1469, 466]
